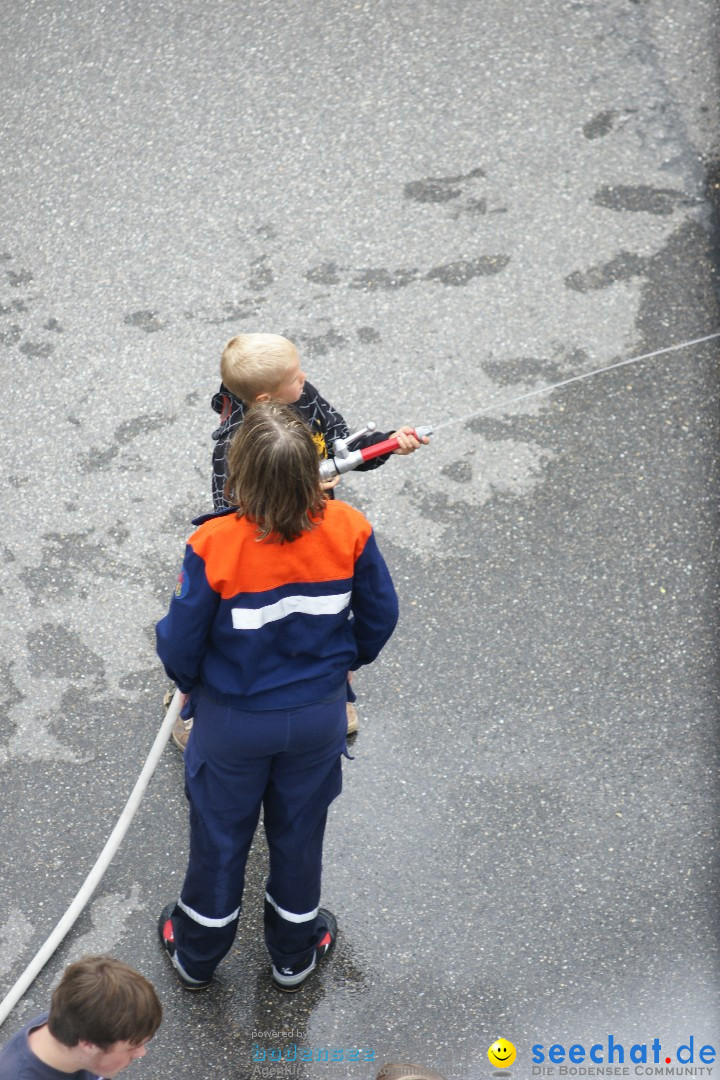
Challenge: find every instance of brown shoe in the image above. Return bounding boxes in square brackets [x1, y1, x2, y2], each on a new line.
[163, 686, 193, 751]
[172, 714, 193, 751]
[346, 701, 358, 736]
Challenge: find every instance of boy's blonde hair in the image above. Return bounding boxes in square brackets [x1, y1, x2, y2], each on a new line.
[221, 333, 298, 402]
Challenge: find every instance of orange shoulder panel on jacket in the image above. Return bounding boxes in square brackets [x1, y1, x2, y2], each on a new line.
[188, 501, 373, 599]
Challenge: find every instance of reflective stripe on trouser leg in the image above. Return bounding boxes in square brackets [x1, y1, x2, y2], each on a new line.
[173, 736, 269, 982]
[264, 829, 329, 977]
[262, 696, 346, 972]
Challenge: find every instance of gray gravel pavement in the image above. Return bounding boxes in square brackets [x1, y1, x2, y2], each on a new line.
[1, 1, 718, 1078]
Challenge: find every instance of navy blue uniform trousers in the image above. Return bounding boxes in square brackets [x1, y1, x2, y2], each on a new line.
[171, 687, 347, 983]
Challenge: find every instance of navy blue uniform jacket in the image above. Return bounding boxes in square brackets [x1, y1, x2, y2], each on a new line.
[156, 501, 399, 710]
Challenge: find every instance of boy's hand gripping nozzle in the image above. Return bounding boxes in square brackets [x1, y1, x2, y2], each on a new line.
[318, 423, 433, 481]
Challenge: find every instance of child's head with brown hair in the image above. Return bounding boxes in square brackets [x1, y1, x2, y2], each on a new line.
[47, 955, 162, 1051]
[221, 333, 305, 404]
[225, 402, 325, 542]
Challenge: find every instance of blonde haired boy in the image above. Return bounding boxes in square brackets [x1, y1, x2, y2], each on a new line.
[211, 332, 425, 509]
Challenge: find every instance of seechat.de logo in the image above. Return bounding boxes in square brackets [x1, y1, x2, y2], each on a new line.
[531, 1035, 717, 1070]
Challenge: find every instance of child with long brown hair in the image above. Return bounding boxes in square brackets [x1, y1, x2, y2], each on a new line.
[157, 403, 399, 992]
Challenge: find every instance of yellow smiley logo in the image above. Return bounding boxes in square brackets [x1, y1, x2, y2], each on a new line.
[487, 1039, 516, 1069]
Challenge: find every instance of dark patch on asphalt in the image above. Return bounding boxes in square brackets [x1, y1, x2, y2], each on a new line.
[402, 478, 480, 522]
[413, 229, 720, 1024]
[357, 327, 381, 343]
[147, 553, 188, 603]
[473, 219, 719, 450]
[19, 530, 145, 599]
[482, 357, 566, 386]
[305, 253, 509, 290]
[27, 624, 106, 682]
[583, 110, 617, 140]
[404, 166, 493, 219]
[51, 686, 149, 757]
[205, 299, 262, 324]
[461, 197, 487, 216]
[441, 460, 473, 483]
[78, 445, 120, 472]
[424, 255, 510, 285]
[78, 413, 175, 471]
[294, 328, 348, 356]
[564, 346, 593, 368]
[44, 318, 63, 332]
[404, 179, 463, 204]
[1, 542, 16, 562]
[349, 267, 420, 290]
[0, 299, 29, 314]
[565, 251, 649, 292]
[403, 166, 485, 204]
[19, 341, 54, 358]
[118, 668, 166, 693]
[347, 257, 510, 289]
[160, 504, 198, 535]
[703, 157, 720, 303]
[458, 221, 718, 456]
[254, 223, 277, 241]
[247, 256, 274, 291]
[633, 218, 720, 342]
[7, 269, 33, 287]
[107, 523, 131, 545]
[124, 310, 166, 333]
[592, 184, 697, 215]
[466, 414, 548, 442]
[115, 413, 173, 445]
[0, 324, 21, 346]
[0, 661, 25, 714]
[305, 263, 341, 285]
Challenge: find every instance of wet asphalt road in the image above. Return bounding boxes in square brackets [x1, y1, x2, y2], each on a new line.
[0, 1, 719, 1078]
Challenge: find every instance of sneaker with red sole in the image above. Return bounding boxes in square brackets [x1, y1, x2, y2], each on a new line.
[272, 908, 338, 992]
[157, 904, 212, 990]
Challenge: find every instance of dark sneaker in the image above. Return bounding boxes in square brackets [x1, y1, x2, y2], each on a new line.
[157, 904, 212, 990]
[272, 908, 338, 992]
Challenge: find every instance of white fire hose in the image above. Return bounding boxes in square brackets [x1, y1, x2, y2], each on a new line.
[0, 690, 183, 1028]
